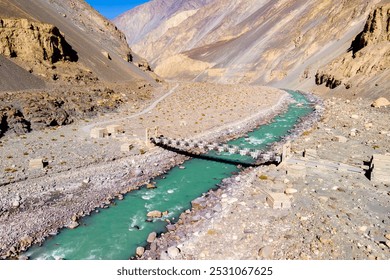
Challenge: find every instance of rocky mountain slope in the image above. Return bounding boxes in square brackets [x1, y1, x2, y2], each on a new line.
[315, 3, 390, 97]
[0, 0, 156, 86]
[115, 0, 389, 97]
[0, 56, 45, 92]
[0, 0, 158, 137]
[114, 0, 214, 46]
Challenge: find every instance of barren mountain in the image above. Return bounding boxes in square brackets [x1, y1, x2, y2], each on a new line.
[315, 3, 390, 97]
[115, 0, 389, 97]
[0, 0, 156, 86]
[114, 0, 214, 46]
[0, 0, 159, 136]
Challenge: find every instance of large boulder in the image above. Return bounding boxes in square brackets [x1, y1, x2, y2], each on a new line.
[371, 97, 390, 108]
[147, 210, 162, 218]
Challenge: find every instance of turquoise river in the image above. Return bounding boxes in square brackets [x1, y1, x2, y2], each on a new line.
[25, 90, 313, 260]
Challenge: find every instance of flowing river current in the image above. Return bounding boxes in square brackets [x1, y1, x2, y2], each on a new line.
[25, 90, 314, 260]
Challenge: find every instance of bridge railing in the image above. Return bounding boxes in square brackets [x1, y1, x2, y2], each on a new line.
[150, 135, 281, 163]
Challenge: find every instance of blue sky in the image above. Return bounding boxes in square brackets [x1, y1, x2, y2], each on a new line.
[85, 0, 150, 19]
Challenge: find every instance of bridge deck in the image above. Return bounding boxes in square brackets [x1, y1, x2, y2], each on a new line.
[150, 136, 280, 163]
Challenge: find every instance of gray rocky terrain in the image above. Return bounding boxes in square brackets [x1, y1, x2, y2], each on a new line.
[140, 96, 390, 260]
[0, 0, 389, 261]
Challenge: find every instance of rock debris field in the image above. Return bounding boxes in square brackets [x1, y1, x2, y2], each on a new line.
[0, 83, 286, 259]
[139, 97, 390, 260]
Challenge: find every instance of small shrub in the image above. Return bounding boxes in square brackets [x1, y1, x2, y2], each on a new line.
[259, 174, 268, 180]
[4, 168, 17, 173]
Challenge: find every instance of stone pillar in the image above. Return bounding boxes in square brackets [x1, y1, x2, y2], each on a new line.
[282, 142, 291, 162]
[145, 128, 151, 143]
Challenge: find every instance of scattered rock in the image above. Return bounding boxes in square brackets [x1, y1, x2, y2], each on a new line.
[136, 246, 145, 257]
[20, 236, 33, 248]
[351, 114, 359, 119]
[191, 197, 207, 210]
[258, 245, 273, 259]
[134, 168, 143, 177]
[372, 97, 390, 108]
[12, 200, 20, 208]
[101, 51, 111, 60]
[364, 123, 373, 129]
[333, 135, 348, 143]
[318, 196, 329, 203]
[385, 234, 390, 241]
[150, 242, 157, 252]
[191, 215, 202, 222]
[167, 246, 180, 258]
[160, 251, 170, 260]
[146, 183, 156, 189]
[166, 224, 176, 231]
[67, 221, 79, 229]
[147, 210, 162, 218]
[162, 211, 169, 216]
[359, 226, 368, 232]
[147, 232, 157, 243]
[285, 188, 298, 195]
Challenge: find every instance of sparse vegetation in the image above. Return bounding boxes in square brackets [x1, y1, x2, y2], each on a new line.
[4, 167, 17, 173]
[259, 174, 268, 180]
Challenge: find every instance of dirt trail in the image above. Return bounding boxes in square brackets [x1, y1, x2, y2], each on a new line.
[81, 84, 179, 133]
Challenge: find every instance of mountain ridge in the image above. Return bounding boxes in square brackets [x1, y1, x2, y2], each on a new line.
[114, 0, 389, 98]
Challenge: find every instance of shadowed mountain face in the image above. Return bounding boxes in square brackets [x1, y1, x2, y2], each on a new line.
[0, 0, 156, 84]
[114, 0, 389, 97]
[0, 56, 45, 92]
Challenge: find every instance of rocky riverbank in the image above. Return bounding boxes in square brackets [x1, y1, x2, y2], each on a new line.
[0, 84, 291, 259]
[139, 95, 390, 260]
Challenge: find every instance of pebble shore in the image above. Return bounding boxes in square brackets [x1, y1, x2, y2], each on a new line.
[0, 87, 292, 259]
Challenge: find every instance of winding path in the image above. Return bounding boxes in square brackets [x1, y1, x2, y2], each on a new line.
[81, 84, 179, 132]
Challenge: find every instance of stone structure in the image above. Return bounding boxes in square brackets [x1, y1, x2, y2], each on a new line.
[286, 164, 306, 178]
[266, 192, 291, 209]
[370, 154, 390, 183]
[29, 158, 44, 170]
[303, 148, 317, 159]
[106, 124, 124, 135]
[145, 127, 159, 145]
[120, 143, 133, 152]
[90, 127, 108, 139]
[281, 141, 291, 162]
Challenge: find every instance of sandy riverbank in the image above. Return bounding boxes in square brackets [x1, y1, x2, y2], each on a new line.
[0, 82, 290, 259]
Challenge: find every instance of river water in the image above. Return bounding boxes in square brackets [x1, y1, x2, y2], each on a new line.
[25, 90, 313, 260]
